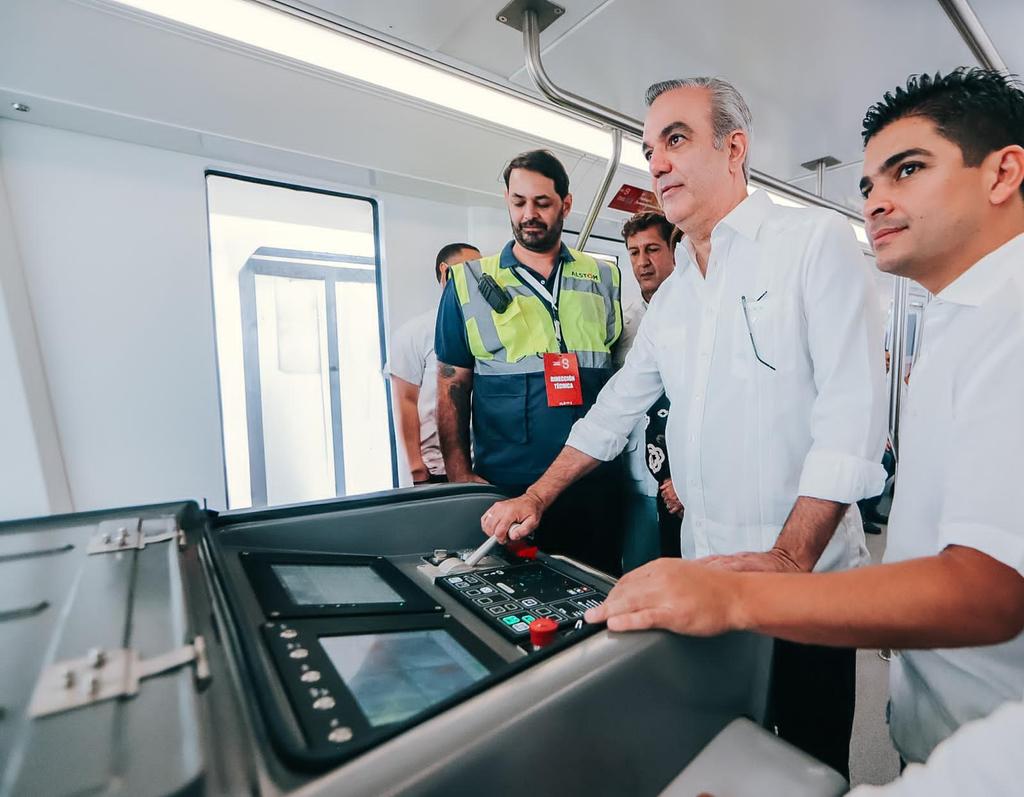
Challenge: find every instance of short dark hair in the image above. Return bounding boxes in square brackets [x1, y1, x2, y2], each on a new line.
[435, 242, 479, 283]
[621, 212, 676, 247]
[863, 68, 1024, 196]
[502, 149, 570, 199]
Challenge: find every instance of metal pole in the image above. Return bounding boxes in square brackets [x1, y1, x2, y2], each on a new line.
[815, 161, 825, 197]
[576, 128, 622, 250]
[888, 276, 909, 459]
[520, 9, 865, 224]
[937, 0, 1008, 72]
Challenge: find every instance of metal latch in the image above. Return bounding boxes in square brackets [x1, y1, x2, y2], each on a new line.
[87, 517, 181, 555]
[28, 636, 210, 718]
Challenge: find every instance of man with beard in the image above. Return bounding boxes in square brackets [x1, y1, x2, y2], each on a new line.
[435, 149, 624, 575]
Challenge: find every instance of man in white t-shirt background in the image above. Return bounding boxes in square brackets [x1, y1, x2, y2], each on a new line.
[386, 242, 481, 485]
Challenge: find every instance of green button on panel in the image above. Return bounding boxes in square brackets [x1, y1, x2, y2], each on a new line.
[521, 614, 536, 623]
[501, 615, 520, 625]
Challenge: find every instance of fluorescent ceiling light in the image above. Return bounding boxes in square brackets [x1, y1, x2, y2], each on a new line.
[112, 0, 864, 241]
[112, 0, 644, 169]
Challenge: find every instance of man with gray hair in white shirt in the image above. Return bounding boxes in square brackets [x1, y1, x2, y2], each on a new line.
[590, 68, 1024, 786]
[481, 76, 887, 777]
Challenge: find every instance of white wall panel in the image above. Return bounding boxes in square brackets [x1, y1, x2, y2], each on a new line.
[0, 120, 227, 512]
[0, 119, 515, 512]
[0, 161, 71, 521]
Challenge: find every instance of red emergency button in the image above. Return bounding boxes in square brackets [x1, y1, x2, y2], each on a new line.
[507, 539, 539, 559]
[529, 617, 559, 648]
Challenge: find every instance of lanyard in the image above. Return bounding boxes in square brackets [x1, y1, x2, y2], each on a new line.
[513, 260, 566, 352]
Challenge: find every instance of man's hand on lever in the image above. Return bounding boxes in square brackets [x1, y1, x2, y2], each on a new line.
[481, 490, 544, 543]
[584, 558, 746, 637]
[479, 446, 602, 544]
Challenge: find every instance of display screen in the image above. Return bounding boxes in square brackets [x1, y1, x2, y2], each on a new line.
[319, 629, 490, 726]
[272, 564, 403, 606]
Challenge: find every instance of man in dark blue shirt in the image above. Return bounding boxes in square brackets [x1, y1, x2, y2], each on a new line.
[435, 149, 624, 575]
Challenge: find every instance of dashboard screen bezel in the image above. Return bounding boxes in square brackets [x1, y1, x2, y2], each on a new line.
[261, 613, 504, 757]
[242, 551, 440, 618]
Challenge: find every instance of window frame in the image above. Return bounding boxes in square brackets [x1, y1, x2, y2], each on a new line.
[205, 170, 398, 506]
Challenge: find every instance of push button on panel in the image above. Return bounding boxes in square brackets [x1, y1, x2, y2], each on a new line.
[313, 696, 336, 710]
[300, 670, 321, 683]
[279, 628, 298, 639]
[501, 616, 521, 626]
[289, 648, 309, 659]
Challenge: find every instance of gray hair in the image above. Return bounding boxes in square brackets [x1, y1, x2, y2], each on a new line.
[645, 77, 752, 181]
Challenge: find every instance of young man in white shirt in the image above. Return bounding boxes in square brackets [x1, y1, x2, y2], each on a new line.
[589, 68, 1024, 771]
[481, 78, 887, 776]
[387, 242, 480, 485]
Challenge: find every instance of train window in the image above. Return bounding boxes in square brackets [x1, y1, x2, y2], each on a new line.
[206, 173, 395, 509]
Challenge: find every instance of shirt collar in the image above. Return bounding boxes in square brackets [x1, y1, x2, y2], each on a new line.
[717, 188, 772, 242]
[679, 189, 772, 273]
[499, 240, 575, 270]
[935, 232, 1024, 307]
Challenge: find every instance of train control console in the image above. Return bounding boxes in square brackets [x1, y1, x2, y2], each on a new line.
[2, 485, 778, 797]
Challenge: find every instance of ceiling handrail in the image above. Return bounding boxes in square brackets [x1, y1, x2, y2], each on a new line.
[520, 8, 865, 223]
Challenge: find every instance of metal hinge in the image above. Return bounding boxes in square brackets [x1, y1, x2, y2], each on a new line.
[28, 636, 210, 718]
[87, 516, 181, 555]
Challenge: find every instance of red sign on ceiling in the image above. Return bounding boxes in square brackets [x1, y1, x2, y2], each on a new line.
[608, 183, 660, 214]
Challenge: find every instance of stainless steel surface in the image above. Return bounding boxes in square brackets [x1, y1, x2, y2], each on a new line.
[888, 276, 909, 460]
[522, 9, 643, 136]
[496, 0, 565, 33]
[462, 533, 500, 567]
[519, 9, 866, 223]
[801, 156, 840, 198]
[28, 635, 211, 719]
[938, 0, 1009, 72]
[88, 516, 180, 555]
[547, 553, 617, 586]
[576, 127, 622, 250]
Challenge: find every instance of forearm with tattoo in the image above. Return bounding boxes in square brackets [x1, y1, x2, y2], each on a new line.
[436, 362, 475, 481]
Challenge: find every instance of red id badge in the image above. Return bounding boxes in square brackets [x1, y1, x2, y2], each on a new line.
[543, 352, 583, 407]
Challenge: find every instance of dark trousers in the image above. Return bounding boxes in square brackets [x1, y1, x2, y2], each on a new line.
[767, 639, 857, 780]
[656, 498, 682, 558]
[504, 475, 624, 577]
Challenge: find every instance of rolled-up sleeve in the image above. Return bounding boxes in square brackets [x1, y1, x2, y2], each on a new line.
[567, 311, 666, 461]
[797, 214, 887, 503]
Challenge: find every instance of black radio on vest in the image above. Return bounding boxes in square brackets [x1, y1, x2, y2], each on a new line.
[477, 273, 512, 313]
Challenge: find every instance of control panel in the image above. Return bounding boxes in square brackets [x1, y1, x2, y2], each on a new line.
[436, 562, 607, 642]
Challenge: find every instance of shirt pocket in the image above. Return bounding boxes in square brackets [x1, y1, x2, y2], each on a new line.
[473, 374, 529, 445]
[653, 324, 688, 388]
[730, 294, 798, 377]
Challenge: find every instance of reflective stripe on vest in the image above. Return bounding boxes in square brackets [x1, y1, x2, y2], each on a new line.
[451, 248, 621, 374]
